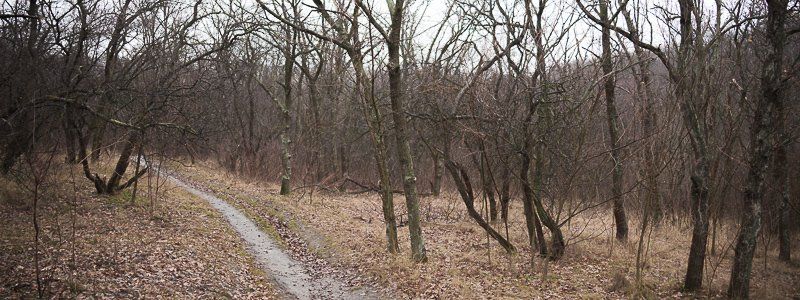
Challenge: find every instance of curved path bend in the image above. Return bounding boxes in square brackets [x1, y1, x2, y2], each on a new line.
[168, 175, 379, 300]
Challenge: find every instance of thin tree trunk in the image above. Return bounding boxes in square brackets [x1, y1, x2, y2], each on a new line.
[533, 143, 565, 260]
[278, 38, 295, 195]
[499, 164, 511, 222]
[106, 130, 139, 192]
[445, 160, 516, 254]
[130, 143, 143, 205]
[775, 75, 791, 262]
[677, 0, 712, 290]
[351, 37, 399, 254]
[387, 0, 427, 262]
[600, 0, 628, 241]
[432, 151, 443, 197]
[520, 146, 547, 257]
[479, 144, 498, 222]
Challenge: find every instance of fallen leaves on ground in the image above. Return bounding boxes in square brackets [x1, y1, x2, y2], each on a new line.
[171, 160, 800, 299]
[0, 163, 277, 299]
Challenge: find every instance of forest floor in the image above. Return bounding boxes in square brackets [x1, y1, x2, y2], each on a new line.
[164, 170, 384, 299]
[0, 160, 277, 298]
[170, 160, 800, 299]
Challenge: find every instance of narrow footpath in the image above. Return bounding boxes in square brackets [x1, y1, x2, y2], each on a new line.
[167, 175, 379, 300]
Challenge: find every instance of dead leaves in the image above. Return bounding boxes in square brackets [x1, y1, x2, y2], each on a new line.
[0, 171, 278, 299]
[170, 161, 800, 300]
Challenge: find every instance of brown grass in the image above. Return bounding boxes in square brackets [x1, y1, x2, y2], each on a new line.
[173, 160, 800, 299]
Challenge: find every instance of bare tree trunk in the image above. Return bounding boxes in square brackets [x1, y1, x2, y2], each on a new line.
[600, 0, 628, 241]
[387, 0, 427, 262]
[676, 0, 711, 291]
[682, 104, 712, 292]
[775, 77, 791, 262]
[432, 151, 443, 196]
[106, 130, 139, 191]
[445, 159, 515, 254]
[375, 135, 399, 254]
[349, 30, 400, 255]
[130, 143, 143, 205]
[533, 143, 565, 260]
[499, 163, 511, 222]
[467, 141, 498, 222]
[520, 145, 547, 257]
[278, 35, 295, 195]
[479, 144, 498, 222]
[350, 35, 401, 253]
[728, 0, 787, 297]
[63, 104, 78, 164]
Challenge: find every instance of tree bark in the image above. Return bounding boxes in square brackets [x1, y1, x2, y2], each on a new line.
[387, 0, 427, 262]
[677, 0, 712, 291]
[499, 163, 511, 222]
[728, 0, 787, 297]
[445, 160, 516, 254]
[520, 147, 547, 257]
[775, 68, 791, 263]
[600, 0, 628, 241]
[479, 144, 498, 222]
[278, 33, 295, 195]
[432, 151, 443, 197]
[533, 143, 565, 260]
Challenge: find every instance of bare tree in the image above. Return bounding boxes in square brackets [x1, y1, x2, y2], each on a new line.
[729, 0, 789, 297]
[598, 0, 628, 241]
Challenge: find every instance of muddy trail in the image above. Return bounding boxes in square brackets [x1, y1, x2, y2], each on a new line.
[165, 174, 381, 300]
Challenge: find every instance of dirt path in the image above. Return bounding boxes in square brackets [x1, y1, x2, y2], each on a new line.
[167, 176, 380, 300]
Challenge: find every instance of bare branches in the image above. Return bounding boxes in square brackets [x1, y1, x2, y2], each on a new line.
[575, 0, 676, 80]
[0, 13, 36, 19]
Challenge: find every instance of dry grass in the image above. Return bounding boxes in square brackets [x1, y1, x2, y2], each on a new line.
[173, 160, 800, 299]
[0, 158, 277, 298]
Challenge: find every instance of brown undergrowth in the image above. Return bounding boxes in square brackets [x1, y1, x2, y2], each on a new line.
[173, 160, 799, 299]
[0, 158, 277, 299]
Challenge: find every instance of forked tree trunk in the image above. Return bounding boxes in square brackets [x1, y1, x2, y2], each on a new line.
[533, 144, 565, 260]
[79, 129, 148, 195]
[467, 141, 498, 222]
[344, 14, 400, 254]
[520, 147, 547, 257]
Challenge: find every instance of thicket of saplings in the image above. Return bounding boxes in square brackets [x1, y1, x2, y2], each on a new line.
[1, 0, 797, 298]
